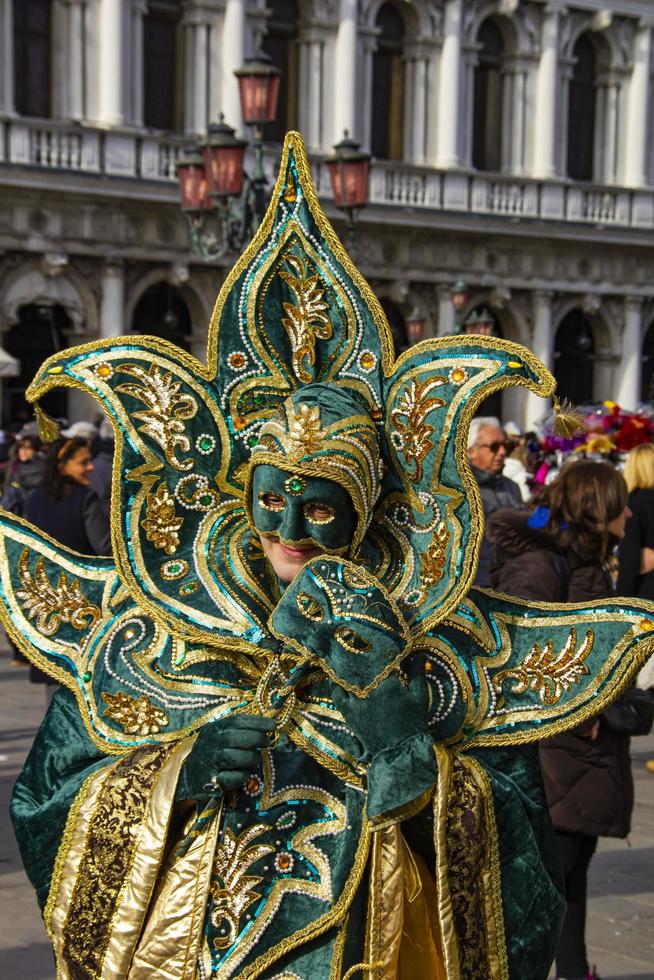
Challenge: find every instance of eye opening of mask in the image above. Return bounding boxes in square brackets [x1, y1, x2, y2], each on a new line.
[303, 501, 335, 525]
[258, 491, 286, 512]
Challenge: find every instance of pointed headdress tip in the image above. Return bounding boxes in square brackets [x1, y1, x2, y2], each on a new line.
[552, 396, 587, 438]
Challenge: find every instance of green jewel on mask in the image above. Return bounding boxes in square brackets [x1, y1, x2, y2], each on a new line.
[252, 464, 356, 553]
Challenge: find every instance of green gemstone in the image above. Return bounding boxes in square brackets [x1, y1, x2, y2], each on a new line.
[199, 494, 213, 506]
[253, 393, 265, 405]
[168, 562, 181, 573]
[198, 436, 213, 451]
[82, 671, 92, 683]
[247, 435, 259, 448]
[288, 478, 303, 492]
[175, 652, 186, 666]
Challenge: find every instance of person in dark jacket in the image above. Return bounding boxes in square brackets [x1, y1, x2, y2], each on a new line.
[1, 434, 45, 516]
[488, 460, 654, 980]
[617, 442, 654, 601]
[467, 416, 523, 586]
[25, 437, 111, 697]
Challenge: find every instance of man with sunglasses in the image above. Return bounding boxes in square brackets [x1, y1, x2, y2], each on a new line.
[468, 415, 523, 586]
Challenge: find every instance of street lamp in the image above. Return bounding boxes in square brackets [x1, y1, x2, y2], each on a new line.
[463, 307, 495, 336]
[327, 131, 371, 253]
[406, 306, 426, 344]
[176, 49, 281, 262]
[450, 279, 470, 330]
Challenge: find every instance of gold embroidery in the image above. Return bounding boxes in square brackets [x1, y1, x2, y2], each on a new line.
[493, 626, 594, 706]
[115, 362, 198, 470]
[62, 745, 168, 979]
[101, 691, 169, 735]
[141, 481, 184, 554]
[287, 403, 326, 459]
[390, 377, 447, 482]
[16, 549, 100, 636]
[420, 523, 450, 588]
[445, 757, 492, 979]
[279, 255, 332, 382]
[210, 824, 275, 949]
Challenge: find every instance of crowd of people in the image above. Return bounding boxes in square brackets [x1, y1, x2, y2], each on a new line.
[469, 411, 654, 980]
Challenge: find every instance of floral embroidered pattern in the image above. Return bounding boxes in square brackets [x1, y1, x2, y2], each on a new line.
[287, 403, 326, 459]
[101, 691, 169, 735]
[279, 255, 332, 383]
[16, 549, 101, 636]
[390, 376, 447, 483]
[210, 824, 274, 949]
[141, 482, 184, 555]
[493, 627, 594, 706]
[420, 523, 450, 588]
[115, 363, 198, 471]
[62, 746, 168, 978]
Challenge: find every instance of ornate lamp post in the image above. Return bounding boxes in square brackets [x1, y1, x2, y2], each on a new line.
[176, 49, 281, 262]
[406, 306, 426, 344]
[450, 279, 470, 330]
[326, 132, 371, 253]
[463, 307, 495, 336]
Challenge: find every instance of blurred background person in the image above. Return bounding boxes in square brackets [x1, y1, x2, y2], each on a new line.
[617, 442, 654, 601]
[89, 416, 114, 522]
[25, 436, 111, 700]
[1, 434, 44, 517]
[467, 416, 522, 586]
[488, 461, 653, 980]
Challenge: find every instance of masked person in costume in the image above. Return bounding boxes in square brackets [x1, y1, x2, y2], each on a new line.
[6, 134, 654, 980]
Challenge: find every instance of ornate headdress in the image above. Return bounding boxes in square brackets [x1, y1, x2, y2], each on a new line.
[0, 133, 652, 752]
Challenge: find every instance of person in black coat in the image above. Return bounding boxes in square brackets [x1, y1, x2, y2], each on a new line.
[25, 437, 111, 696]
[489, 460, 654, 980]
[617, 443, 654, 601]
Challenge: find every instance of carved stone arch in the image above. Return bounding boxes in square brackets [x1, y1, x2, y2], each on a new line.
[601, 17, 634, 71]
[360, 0, 419, 37]
[462, 2, 520, 53]
[555, 295, 613, 355]
[560, 17, 611, 70]
[0, 258, 97, 335]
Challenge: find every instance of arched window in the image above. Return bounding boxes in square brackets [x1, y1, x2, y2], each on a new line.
[472, 19, 504, 172]
[4, 304, 70, 421]
[13, 0, 52, 118]
[262, 0, 298, 142]
[567, 34, 596, 181]
[371, 4, 405, 161]
[143, 1, 182, 130]
[131, 283, 192, 352]
[554, 310, 595, 404]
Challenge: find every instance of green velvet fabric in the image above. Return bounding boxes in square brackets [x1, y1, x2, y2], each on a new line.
[10, 688, 110, 909]
[251, 464, 356, 551]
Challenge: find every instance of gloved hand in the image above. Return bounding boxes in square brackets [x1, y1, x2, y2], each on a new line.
[331, 673, 428, 761]
[177, 713, 276, 802]
[332, 673, 435, 821]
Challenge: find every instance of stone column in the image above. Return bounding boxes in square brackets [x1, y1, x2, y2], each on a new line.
[0, 0, 14, 115]
[617, 297, 643, 411]
[437, 0, 463, 168]
[533, 3, 562, 179]
[525, 290, 554, 430]
[437, 286, 456, 336]
[625, 20, 653, 187]
[599, 72, 623, 184]
[360, 30, 377, 153]
[298, 28, 325, 150]
[63, 0, 87, 121]
[508, 60, 529, 175]
[100, 261, 126, 338]
[183, 4, 212, 134]
[129, 0, 147, 128]
[333, 0, 357, 142]
[221, 0, 245, 133]
[405, 44, 429, 164]
[97, 0, 126, 126]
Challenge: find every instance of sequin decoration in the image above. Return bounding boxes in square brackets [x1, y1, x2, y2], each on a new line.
[16, 549, 101, 636]
[420, 523, 450, 587]
[287, 404, 326, 459]
[279, 255, 332, 383]
[493, 627, 594, 706]
[390, 376, 447, 483]
[141, 482, 184, 554]
[101, 691, 169, 735]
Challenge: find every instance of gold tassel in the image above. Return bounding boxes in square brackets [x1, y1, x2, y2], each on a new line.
[552, 396, 587, 438]
[34, 404, 61, 443]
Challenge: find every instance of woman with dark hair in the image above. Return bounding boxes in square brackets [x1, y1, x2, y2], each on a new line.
[488, 461, 653, 980]
[26, 436, 110, 556]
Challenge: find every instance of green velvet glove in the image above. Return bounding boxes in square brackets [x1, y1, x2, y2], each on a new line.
[332, 674, 437, 823]
[176, 714, 276, 802]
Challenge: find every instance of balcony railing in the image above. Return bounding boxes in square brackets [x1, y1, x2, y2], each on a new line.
[2, 117, 653, 231]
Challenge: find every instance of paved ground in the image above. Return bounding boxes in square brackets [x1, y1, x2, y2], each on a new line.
[1, 641, 654, 979]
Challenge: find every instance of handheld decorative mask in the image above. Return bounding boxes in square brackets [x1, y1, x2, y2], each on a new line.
[252, 464, 356, 553]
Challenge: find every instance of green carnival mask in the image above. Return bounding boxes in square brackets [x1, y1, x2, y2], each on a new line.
[252, 464, 356, 552]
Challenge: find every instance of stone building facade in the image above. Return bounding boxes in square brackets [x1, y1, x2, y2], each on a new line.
[1, 0, 653, 427]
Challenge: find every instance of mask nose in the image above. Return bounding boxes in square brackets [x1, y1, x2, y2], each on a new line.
[277, 499, 308, 542]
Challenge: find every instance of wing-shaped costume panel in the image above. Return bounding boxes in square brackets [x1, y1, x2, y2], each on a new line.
[418, 587, 654, 746]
